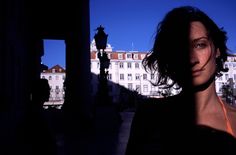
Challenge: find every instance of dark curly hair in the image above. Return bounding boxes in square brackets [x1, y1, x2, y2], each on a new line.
[143, 6, 228, 90]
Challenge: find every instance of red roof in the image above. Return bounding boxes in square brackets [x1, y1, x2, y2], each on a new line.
[42, 64, 65, 73]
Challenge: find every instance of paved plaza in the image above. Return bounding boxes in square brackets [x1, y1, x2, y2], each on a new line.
[44, 106, 135, 155]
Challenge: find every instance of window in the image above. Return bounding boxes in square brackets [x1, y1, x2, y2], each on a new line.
[234, 74, 236, 81]
[128, 74, 132, 81]
[52, 69, 55, 73]
[108, 74, 112, 80]
[63, 75, 65, 80]
[56, 76, 59, 80]
[49, 76, 52, 80]
[55, 86, 60, 94]
[135, 63, 139, 69]
[135, 74, 140, 80]
[127, 62, 132, 68]
[42, 76, 45, 79]
[128, 83, 133, 90]
[97, 62, 100, 68]
[141, 54, 146, 60]
[225, 74, 229, 81]
[118, 54, 123, 59]
[127, 53, 132, 58]
[119, 62, 124, 68]
[136, 85, 141, 93]
[109, 63, 112, 69]
[143, 85, 148, 92]
[133, 54, 138, 59]
[151, 74, 154, 80]
[143, 74, 147, 80]
[120, 74, 124, 80]
[108, 53, 112, 59]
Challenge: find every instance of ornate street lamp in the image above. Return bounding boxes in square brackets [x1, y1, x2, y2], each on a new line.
[94, 25, 110, 105]
[94, 25, 110, 80]
[94, 25, 108, 51]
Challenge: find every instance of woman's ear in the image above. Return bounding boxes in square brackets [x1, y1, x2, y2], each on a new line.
[216, 48, 220, 58]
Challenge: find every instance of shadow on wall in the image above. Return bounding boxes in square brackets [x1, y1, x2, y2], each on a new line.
[90, 72, 146, 111]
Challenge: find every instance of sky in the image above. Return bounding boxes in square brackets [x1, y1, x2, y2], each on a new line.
[42, 0, 236, 68]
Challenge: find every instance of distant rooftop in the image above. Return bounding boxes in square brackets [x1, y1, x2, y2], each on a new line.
[42, 64, 65, 73]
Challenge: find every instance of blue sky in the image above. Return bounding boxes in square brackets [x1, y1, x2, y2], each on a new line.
[42, 0, 236, 68]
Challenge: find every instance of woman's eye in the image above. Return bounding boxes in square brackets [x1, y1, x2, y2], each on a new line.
[194, 43, 207, 49]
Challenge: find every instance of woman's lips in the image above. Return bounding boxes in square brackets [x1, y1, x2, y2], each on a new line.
[192, 69, 203, 76]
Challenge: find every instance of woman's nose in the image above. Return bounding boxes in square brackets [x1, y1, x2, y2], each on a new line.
[189, 52, 199, 67]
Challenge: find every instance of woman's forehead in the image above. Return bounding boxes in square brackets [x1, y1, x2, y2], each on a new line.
[189, 21, 208, 41]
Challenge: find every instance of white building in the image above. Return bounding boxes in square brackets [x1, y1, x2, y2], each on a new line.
[90, 50, 163, 98]
[41, 65, 65, 108]
[215, 54, 236, 96]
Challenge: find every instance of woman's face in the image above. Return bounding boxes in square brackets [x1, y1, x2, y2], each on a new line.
[189, 21, 220, 87]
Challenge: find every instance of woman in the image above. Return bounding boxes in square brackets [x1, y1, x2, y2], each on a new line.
[126, 6, 236, 154]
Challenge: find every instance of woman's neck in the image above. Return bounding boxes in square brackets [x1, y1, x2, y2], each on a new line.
[193, 81, 234, 135]
[194, 82, 220, 115]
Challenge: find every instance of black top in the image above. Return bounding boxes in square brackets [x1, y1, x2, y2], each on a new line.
[126, 93, 236, 154]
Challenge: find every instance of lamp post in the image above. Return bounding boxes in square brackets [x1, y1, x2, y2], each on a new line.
[94, 25, 110, 105]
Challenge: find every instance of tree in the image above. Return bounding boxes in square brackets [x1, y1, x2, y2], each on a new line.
[221, 82, 234, 105]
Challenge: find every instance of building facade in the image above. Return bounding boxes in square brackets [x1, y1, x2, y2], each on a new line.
[41, 65, 65, 108]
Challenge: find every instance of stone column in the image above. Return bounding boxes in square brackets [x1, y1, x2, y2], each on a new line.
[0, 0, 42, 153]
[63, 0, 92, 127]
